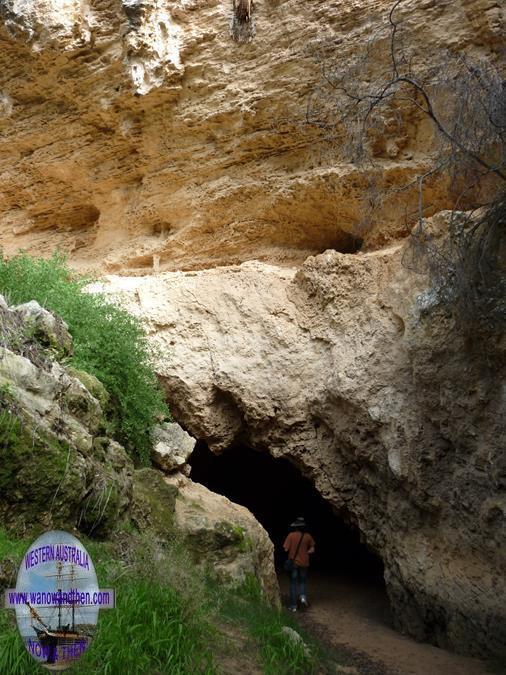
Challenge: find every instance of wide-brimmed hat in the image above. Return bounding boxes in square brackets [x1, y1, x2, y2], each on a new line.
[290, 517, 306, 528]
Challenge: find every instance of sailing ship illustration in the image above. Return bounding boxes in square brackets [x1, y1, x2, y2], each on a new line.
[23, 561, 94, 668]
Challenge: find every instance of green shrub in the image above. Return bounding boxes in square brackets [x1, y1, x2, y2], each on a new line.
[0, 252, 169, 464]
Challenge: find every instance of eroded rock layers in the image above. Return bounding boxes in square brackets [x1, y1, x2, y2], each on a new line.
[0, 294, 278, 603]
[0, 0, 503, 272]
[1, 0, 505, 660]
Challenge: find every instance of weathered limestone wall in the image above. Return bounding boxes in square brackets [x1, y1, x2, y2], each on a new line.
[94, 240, 506, 658]
[0, 294, 133, 536]
[0, 0, 503, 272]
[1, 0, 505, 658]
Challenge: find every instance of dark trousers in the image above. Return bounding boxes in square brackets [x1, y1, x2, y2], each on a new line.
[289, 566, 308, 608]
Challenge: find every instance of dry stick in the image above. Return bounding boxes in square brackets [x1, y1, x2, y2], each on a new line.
[417, 174, 424, 230]
[357, 0, 506, 181]
[460, 57, 506, 133]
[388, 0, 404, 78]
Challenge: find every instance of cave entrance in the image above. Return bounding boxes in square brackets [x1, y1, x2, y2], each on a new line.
[189, 442, 386, 585]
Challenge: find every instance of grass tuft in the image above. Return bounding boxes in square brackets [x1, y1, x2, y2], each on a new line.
[217, 575, 318, 674]
[0, 529, 339, 674]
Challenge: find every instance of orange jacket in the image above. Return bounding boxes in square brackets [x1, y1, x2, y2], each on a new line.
[283, 531, 315, 568]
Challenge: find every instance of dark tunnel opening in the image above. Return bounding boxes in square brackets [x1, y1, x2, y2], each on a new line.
[189, 442, 385, 585]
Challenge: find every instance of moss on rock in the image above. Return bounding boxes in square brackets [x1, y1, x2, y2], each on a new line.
[130, 468, 178, 539]
[0, 409, 87, 533]
[67, 367, 110, 411]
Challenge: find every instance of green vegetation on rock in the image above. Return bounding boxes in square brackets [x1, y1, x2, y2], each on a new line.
[0, 252, 169, 464]
[0, 408, 84, 532]
[218, 522, 253, 553]
[130, 468, 178, 537]
[0, 382, 133, 537]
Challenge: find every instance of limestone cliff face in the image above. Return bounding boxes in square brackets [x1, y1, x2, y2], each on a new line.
[95, 239, 506, 659]
[1, 0, 505, 659]
[0, 0, 503, 272]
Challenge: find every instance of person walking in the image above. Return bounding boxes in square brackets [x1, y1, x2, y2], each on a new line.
[283, 517, 315, 611]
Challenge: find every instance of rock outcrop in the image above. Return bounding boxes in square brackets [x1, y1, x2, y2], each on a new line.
[130, 467, 278, 604]
[0, 0, 503, 272]
[0, 0, 504, 658]
[167, 473, 279, 606]
[95, 238, 506, 659]
[151, 421, 196, 474]
[0, 294, 278, 602]
[0, 295, 133, 536]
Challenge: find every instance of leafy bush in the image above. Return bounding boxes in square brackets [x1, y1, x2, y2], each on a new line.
[0, 252, 168, 464]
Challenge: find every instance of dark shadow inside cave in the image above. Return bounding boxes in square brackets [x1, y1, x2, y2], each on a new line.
[189, 442, 385, 585]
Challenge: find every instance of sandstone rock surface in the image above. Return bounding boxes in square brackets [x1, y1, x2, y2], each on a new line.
[95, 241, 506, 658]
[0, 0, 503, 272]
[0, 294, 280, 598]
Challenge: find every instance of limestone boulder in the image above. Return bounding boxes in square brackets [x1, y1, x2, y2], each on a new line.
[13, 300, 73, 357]
[129, 468, 279, 605]
[151, 421, 196, 473]
[0, 346, 102, 454]
[167, 474, 279, 607]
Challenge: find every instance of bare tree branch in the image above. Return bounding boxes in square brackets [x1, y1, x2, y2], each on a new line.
[306, 1, 505, 332]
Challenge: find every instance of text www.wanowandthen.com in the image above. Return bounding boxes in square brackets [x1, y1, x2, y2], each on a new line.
[7, 588, 114, 608]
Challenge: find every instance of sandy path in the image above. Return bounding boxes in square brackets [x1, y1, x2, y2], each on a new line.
[278, 571, 490, 675]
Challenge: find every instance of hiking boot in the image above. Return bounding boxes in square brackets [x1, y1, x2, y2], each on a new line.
[299, 596, 309, 609]
[288, 606, 297, 612]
